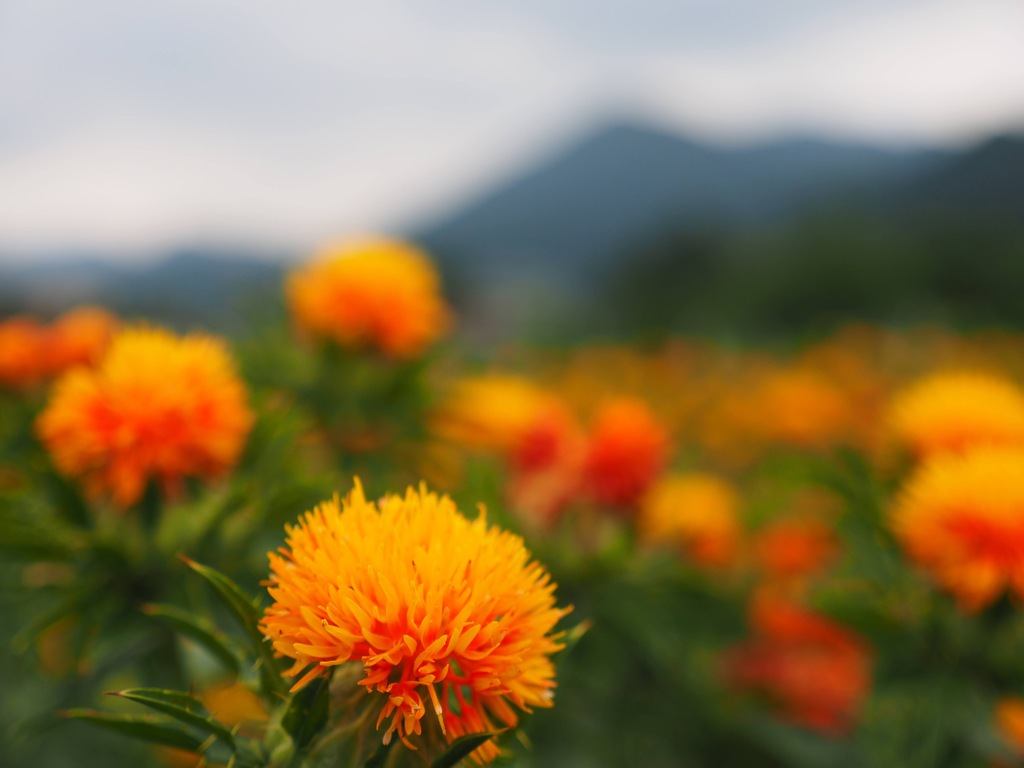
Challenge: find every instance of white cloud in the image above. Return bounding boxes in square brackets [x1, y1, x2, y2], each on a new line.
[629, 0, 1024, 142]
[0, 0, 1021, 259]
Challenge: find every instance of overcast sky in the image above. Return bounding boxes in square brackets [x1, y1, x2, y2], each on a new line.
[1, 0, 1023, 262]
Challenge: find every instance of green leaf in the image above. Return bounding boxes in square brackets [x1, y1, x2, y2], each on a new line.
[109, 688, 236, 747]
[144, 603, 242, 675]
[362, 740, 394, 768]
[561, 620, 592, 656]
[431, 731, 501, 768]
[181, 557, 285, 698]
[281, 674, 330, 750]
[181, 557, 259, 629]
[61, 709, 203, 752]
[0, 508, 75, 560]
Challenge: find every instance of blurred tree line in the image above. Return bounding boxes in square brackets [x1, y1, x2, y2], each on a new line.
[591, 212, 1024, 342]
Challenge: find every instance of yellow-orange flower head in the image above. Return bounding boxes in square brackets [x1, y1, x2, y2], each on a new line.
[36, 327, 254, 509]
[751, 369, 854, 451]
[887, 372, 1024, 459]
[260, 481, 570, 763]
[639, 473, 741, 568]
[891, 446, 1024, 611]
[433, 375, 578, 472]
[286, 237, 451, 358]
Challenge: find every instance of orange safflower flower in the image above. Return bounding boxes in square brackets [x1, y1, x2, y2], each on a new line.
[996, 697, 1024, 757]
[724, 593, 871, 735]
[751, 369, 855, 451]
[754, 516, 839, 583]
[260, 481, 570, 763]
[44, 306, 118, 376]
[0, 316, 47, 391]
[890, 446, 1024, 611]
[639, 473, 740, 568]
[581, 397, 669, 509]
[286, 237, 451, 358]
[36, 327, 253, 509]
[887, 372, 1024, 459]
[433, 375, 577, 472]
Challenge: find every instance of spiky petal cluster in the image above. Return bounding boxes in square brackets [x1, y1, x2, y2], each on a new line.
[888, 372, 1024, 459]
[260, 481, 570, 763]
[36, 327, 253, 508]
[286, 237, 451, 358]
[891, 446, 1024, 611]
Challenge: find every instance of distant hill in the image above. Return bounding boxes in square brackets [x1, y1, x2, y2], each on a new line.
[415, 120, 944, 283]
[3, 120, 1022, 337]
[0, 250, 284, 332]
[886, 134, 1024, 219]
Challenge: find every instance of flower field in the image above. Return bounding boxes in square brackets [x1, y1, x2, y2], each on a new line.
[4, 237, 1024, 767]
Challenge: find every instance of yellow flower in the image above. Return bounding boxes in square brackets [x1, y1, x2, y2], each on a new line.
[887, 372, 1024, 459]
[260, 481, 570, 763]
[639, 473, 740, 568]
[36, 327, 253, 509]
[891, 446, 1024, 611]
[286, 237, 451, 358]
[433, 375, 579, 471]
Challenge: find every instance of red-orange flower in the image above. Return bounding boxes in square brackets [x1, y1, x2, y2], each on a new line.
[0, 316, 47, 391]
[286, 237, 451, 358]
[581, 397, 670, 509]
[44, 306, 118, 376]
[754, 516, 840, 583]
[996, 696, 1024, 758]
[36, 327, 253, 508]
[890, 446, 1024, 611]
[724, 593, 871, 735]
[260, 481, 570, 763]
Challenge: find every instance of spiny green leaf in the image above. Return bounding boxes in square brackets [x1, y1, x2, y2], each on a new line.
[180, 557, 260, 631]
[362, 740, 394, 768]
[144, 603, 242, 675]
[61, 709, 203, 752]
[282, 674, 330, 750]
[109, 688, 235, 747]
[431, 731, 502, 768]
[561, 619, 592, 656]
[180, 557, 286, 698]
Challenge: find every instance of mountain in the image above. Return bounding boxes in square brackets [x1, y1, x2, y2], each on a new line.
[0, 250, 284, 331]
[886, 134, 1024, 218]
[415, 120, 944, 282]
